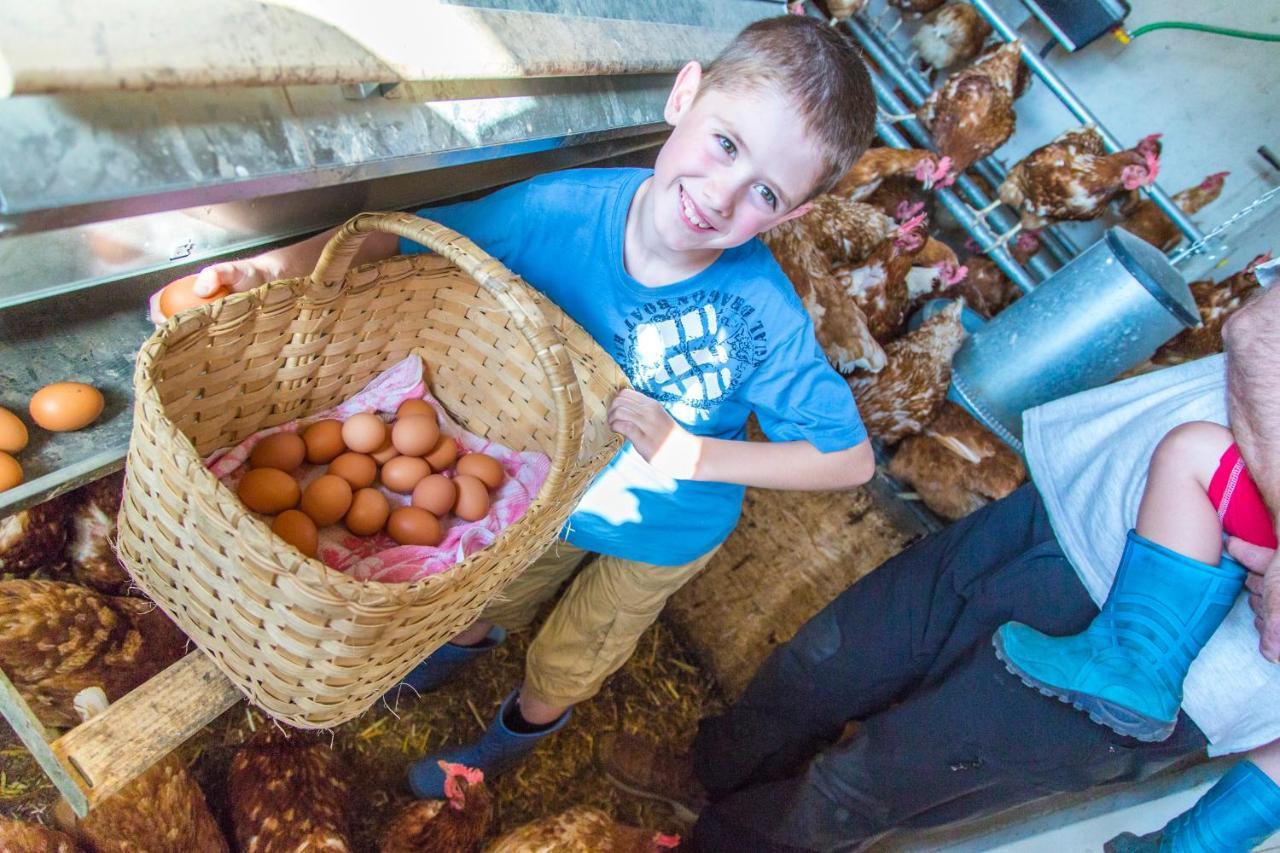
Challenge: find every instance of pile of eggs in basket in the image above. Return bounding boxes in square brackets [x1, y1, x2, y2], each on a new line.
[236, 398, 504, 557]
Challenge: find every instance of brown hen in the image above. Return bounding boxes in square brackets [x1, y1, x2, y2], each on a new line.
[0, 816, 81, 852]
[380, 762, 492, 853]
[763, 195, 896, 372]
[0, 580, 187, 727]
[228, 726, 353, 853]
[1121, 171, 1228, 252]
[888, 402, 1026, 520]
[917, 41, 1026, 173]
[831, 210, 930, 343]
[912, 3, 993, 69]
[951, 232, 1037, 317]
[55, 753, 228, 853]
[65, 472, 133, 596]
[890, 0, 946, 16]
[826, 0, 868, 21]
[0, 494, 71, 576]
[1153, 252, 1269, 365]
[997, 127, 1161, 231]
[485, 806, 681, 853]
[846, 300, 968, 443]
[832, 148, 951, 202]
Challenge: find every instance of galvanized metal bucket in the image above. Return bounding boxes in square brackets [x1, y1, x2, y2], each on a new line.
[950, 227, 1200, 451]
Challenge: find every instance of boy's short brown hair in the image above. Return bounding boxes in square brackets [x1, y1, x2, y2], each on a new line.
[700, 15, 877, 200]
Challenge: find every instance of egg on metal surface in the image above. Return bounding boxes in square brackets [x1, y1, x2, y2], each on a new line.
[0, 406, 29, 453]
[29, 382, 104, 432]
[0, 452, 22, 492]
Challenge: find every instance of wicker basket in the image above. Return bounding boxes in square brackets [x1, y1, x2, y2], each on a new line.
[116, 212, 625, 728]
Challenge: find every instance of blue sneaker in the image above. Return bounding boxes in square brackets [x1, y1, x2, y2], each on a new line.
[388, 626, 507, 700]
[993, 530, 1245, 742]
[1105, 761, 1280, 852]
[407, 691, 569, 798]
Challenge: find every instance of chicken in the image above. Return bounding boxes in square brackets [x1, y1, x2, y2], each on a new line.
[380, 763, 492, 853]
[950, 232, 1037, 318]
[1153, 252, 1270, 365]
[912, 3, 993, 69]
[831, 209, 929, 343]
[485, 806, 681, 853]
[888, 402, 1026, 519]
[0, 816, 81, 852]
[228, 725, 353, 853]
[890, 0, 946, 16]
[65, 472, 133, 596]
[55, 754, 228, 853]
[763, 195, 897, 372]
[832, 148, 951, 202]
[916, 41, 1026, 174]
[0, 580, 187, 727]
[0, 494, 71, 576]
[904, 235, 967, 317]
[846, 300, 967, 443]
[864, 174, 930, 221]
[826, 0, 868, 21]
[1120, 171, 1229, 252]
[995, 127, 1162, 232]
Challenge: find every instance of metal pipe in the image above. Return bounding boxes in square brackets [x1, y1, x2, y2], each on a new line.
[851, 15, 1080, 264]
[968, 0, 1207, 246]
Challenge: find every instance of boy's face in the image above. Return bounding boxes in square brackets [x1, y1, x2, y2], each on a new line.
[648, 63, 824, 255]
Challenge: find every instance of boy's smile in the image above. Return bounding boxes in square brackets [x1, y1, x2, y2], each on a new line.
[624, 62, 826, 286]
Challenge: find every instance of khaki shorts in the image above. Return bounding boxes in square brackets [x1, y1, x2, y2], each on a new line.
[479, 540, 715, 707]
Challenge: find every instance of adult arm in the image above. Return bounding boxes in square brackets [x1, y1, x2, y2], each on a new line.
[1223, 283, 1280, 661]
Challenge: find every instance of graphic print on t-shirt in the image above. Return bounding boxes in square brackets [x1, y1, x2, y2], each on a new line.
[614, 289, 768, 425]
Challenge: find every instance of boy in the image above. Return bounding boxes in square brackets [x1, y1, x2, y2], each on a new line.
[192, 15, 879, 797]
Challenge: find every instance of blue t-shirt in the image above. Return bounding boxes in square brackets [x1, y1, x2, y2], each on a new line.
[402, 167, 866, 565]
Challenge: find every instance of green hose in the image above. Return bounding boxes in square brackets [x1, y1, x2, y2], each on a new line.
[1127, 21, 1280, 42]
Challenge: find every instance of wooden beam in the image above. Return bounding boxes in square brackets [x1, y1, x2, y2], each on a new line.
[46, 652, 242, 815]
[0, 0, 753, 96]
[0, 666, 89, 817]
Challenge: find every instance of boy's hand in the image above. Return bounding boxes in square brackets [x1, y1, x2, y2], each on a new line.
[1228, 536, 1280, 663]
[193, 260, 273, 297]
[607, 389, 702, 480]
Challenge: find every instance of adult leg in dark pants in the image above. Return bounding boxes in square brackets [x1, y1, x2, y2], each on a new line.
[691, 485, 1208, 853]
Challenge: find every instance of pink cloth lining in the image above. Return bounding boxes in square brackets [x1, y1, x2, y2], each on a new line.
[206, 355, 551, 582]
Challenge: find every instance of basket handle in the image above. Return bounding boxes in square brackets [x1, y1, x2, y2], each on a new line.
[308, 211, 586, 496]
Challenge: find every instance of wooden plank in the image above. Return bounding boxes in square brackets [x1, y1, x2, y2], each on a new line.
[49, 652, 241, 815]
[0, 666, 89, 817]
[0, 0, 755, 96]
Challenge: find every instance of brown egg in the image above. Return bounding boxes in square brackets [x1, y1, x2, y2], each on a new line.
[249, 433, 306, 471]
[328, 452, 377, 489]
[412, 474, 457, 516]
[302, 419, 347, 464]
[380, 456, 431, 494]
[271, 510, 318, 558]
[371, 436, 398, 464]
[424, 434, 459, 471]
[453, 474, 491, 521]
[29, 382, 104, 432]
[238, 468, 301, 514]
[0, 406, 28, 453]
[456, 453, 504, 490]
[397, 398, 435, 419]
[0, 452, 22, 492]
[157, 273, 229, 319]
[346, 487, 391, 536]
[300, 474, 353, 526]
[391, 415, 440, 457]
[386, 506, 443, 546]
[342, 413, 387, 454]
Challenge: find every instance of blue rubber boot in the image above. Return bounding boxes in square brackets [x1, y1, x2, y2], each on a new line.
[407, 690, 569, 798]
[389, 625, 507, 698]
[1104, 761, 1280, 852]
[993, 530, 1245, 742]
